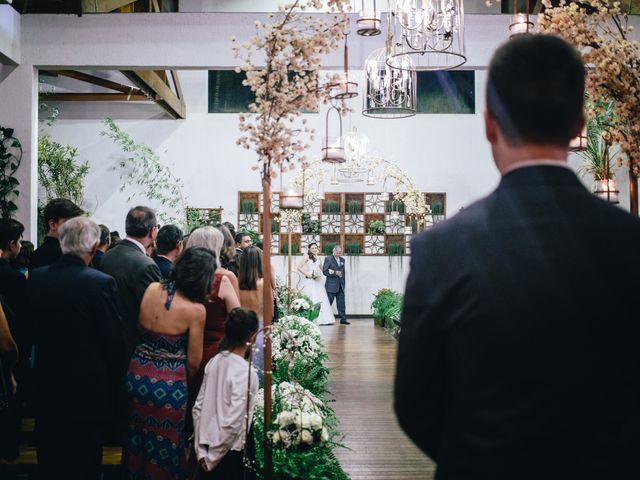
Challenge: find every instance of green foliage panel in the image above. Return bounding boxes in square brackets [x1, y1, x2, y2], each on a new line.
[416, 70, 475, 114]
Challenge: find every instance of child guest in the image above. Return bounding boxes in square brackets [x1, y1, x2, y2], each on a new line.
[192, 308, 259, 479]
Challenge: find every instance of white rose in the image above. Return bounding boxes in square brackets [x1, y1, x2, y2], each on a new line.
[320, 427, 329, 442]
[300, 412, 311, 429]
[309, 413, 323, 431]
[279, 429, 291, 448]
[277, 411, 295, 427]
[301, 429, 314, 445]
[272, 430, 282, 444]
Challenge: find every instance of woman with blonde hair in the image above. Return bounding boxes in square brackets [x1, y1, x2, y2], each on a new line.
[184, 227, 241, 434]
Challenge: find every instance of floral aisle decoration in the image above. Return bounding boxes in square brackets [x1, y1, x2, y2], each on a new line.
[234, 4, 349, 466]
[252, 314, 348, 480]
[288, 290, 321, 322]
[538, 0, 640, 214]
[371, 288, 404, 339]
[271, 315, 328, 394]
[101, 118, 187, 225]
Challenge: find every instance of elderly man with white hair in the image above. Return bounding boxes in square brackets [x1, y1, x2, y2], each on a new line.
[27, 216, 126, 480]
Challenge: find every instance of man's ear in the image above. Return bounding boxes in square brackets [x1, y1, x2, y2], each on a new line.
[484, 110, 500, 145]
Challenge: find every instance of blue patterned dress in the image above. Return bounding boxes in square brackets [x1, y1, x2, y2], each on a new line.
[122, 328, 188, 480]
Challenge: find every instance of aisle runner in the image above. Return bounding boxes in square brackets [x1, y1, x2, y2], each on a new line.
[321, 319, 436, 480]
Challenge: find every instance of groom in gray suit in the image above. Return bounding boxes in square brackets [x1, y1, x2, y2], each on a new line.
[322, 245, 349, 325]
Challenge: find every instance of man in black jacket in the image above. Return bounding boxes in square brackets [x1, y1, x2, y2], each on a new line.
[30, 198, 83, 269]
[28, 217, 125, 479]
[395, 35, 640, 480]
[101, 206, 161, 356]
[153, 224, 183, 279]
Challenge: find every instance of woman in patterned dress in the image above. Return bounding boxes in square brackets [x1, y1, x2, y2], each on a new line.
[122, 247, 215, 480]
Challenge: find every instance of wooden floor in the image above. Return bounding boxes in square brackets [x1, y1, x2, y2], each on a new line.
[320, 319, 436, 480]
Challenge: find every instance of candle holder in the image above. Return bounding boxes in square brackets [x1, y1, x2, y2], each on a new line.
[594, 179, 620, 204]
[357, 0, 382, 36]
[322, 106, 346, 164]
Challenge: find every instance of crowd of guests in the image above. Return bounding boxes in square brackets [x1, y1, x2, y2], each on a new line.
[0, 200, 268, 479]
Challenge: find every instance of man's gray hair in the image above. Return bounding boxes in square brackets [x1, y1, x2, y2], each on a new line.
[59, 217, 100, 257]
[185, 226, 222, 267]
[333, 244, 343, 253]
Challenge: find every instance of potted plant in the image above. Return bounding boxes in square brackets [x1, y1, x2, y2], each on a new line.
[367, 219, 386, 235]
[322, 200, 340, 214]
[347, 199, 362, 215]
[578, 99, 619, 203]
[240, 199, 257, 213]
[345, 241, 361, 256]
[387, 241, 405, 256]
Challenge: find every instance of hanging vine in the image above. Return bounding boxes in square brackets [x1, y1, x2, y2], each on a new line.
[101, 118, 187, 226]
[0, 126, 22, 218]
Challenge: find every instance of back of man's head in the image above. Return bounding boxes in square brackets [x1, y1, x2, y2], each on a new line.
[487, 34, 585, 147]
[59, 217, 100, 258]
[44, 198, 84, 232]
[125, 206, 157, 238]
[0, 218, 24, 251]
[156, 225, 184, 255]
[98, 224, 110, 247]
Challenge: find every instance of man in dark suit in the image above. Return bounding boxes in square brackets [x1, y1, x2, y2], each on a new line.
[30, 198, 83, 269]
[90, 224, 110, 270]
[28, 217, 125, 479]
[395, 35, 640, 480]
[322, 244, 349, 325]
[0, 218, 26, 460]
[101, 206, 161, 355]
[153, 224, 183, 279]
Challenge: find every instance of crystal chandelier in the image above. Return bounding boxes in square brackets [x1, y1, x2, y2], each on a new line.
[363, 46, 417, 118]
[388, 0, 466, 71]
[363, 4, 417, 118]
[337, 128, 371, 183]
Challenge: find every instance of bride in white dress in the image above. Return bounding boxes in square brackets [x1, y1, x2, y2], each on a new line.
[296, 243, 335, 326]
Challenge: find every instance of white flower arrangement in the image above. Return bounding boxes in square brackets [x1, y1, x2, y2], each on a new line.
[291, 297, 311, 312]
[266, 382, 329, 450]
[271, 315, 324, 364]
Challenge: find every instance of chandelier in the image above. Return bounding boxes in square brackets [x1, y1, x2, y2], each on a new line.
[388, 0, 466, 71]
[321, 106, 346, 163]
[336, 128, 371, 183]
[363, 46, 417, 118]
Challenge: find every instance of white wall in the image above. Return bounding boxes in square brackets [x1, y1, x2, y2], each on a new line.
[42, 67, 633, 314]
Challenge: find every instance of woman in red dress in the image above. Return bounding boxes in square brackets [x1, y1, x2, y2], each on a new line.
[184, 227, 240, 433]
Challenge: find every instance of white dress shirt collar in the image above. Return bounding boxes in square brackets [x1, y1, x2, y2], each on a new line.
[125, 237, 147, 254]
[503, 159, 573, 175]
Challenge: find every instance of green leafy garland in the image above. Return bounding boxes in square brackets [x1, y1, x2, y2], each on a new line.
[0, 126, 22, 218]
[100, 118, 187, 225]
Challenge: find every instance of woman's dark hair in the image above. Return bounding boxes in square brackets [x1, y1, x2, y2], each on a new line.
[215, 224, 237, 269]
[167, 247, 216, 304]
[98, 225, 110, 247]
[0, 218, 24, 250]
[307, 242, 317, 262]
[218, 308, 259, 353]
[238, 246, 263, 291]
[11, 240, 34, 271]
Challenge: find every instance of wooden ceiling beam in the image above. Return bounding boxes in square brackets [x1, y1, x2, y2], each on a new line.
[121, 69, 186, 119]
[81, 0, 136, 13]
[41, 70, 142, 95]
[39, 93, 150, 101]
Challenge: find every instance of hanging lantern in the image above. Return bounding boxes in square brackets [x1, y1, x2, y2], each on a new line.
[366, 171, 375, 186]
[594, 179, 620, 204]
[388, 0, 467, 71]
[327, 32, 358, 100]
[343, 127, 370, 161]
[357, 0, 382, 36]
[317, 182, 325, 200]
[569, 125, 587, 152]
[322, 106, 346, 163]
[390, 199, 400, 219]
[363, 46, 417, 118]
[330, 165, 340, 185]
[509, 0, 533, 37]
[279, 185, 304, 210]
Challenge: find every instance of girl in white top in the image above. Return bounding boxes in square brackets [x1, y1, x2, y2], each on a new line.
[192, 307, 259, 479]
